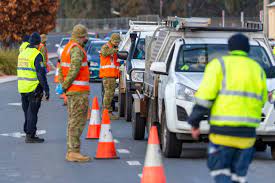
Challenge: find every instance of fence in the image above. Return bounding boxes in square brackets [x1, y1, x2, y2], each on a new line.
[55, 16, 261, 33]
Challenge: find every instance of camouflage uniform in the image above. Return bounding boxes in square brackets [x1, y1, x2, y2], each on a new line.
[39, 34, 48, 66]
[59, 24, 90, 161]
[101, 34, 120, 114]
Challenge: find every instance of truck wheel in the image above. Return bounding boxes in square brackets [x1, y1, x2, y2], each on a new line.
[161, 108, 182, 158]
[125, 89, 132, 122]
[146, 99, 153, 135]
[132, 103, 145, 140]
[118, 92, 125, 117]
[271, 145, 275, 160]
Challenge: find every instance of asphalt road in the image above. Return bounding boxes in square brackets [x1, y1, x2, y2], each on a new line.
[1, 75, 275, 183]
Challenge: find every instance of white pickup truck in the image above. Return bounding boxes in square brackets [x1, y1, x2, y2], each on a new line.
[117, 21, 164, 121]
[132, 17, 275, 159]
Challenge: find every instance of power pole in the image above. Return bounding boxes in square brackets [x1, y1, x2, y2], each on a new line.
[263, 0, 270, 36]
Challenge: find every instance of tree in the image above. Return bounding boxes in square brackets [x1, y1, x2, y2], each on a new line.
[0, 0, 60, 47]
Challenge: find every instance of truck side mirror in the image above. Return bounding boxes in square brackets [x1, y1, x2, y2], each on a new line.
[150, 62, 168, 75]
[117, 51, 128, 60]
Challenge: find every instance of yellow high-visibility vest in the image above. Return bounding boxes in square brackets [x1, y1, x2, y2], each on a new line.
[19, 42, 30, 53]
[17, 47, 40, 93]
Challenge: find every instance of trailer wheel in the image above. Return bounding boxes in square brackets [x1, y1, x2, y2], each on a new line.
[271, 145, 275, 160]
[125, 87, 132, 122]
[255, 140, 267, 152]
[132, 103, 145, 140]
[161, 107, 182, 158]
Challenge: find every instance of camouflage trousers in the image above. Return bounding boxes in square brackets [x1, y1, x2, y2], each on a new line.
[67, 94, 89, 152]
[102, 77, 116, 112]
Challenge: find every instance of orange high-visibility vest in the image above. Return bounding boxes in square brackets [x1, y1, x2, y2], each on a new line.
[38, 43, 48, 63]
[38, 43, 51, 72]
[99, 43, 120, 78]
[60, 40, 90, 93]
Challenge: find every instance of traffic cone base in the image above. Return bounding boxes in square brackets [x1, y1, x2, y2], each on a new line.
[141, 126, 166, 183]
[141, 167, 166, 183]
[95, 142, 119, 159]
[86, 124, 101, 140]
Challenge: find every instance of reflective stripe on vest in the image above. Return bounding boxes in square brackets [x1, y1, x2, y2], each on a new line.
[17, 48, 40, 93]
[100, 65, 119, 69]
[72, 80, 90, 86]
[61, 62, 88, 67]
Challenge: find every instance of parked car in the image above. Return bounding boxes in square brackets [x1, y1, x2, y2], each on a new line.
[87, 40, 107, 81]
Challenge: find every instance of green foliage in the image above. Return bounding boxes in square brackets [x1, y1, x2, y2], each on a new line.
[0, 49, 18, 75]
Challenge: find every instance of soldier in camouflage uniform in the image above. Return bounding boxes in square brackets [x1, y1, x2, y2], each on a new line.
[100, 34, 121, 120]
[38, 34, 49, 71]
[59, 24, 91, 163]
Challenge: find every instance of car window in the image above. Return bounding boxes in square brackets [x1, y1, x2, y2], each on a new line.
[60, 39, 69, 47]
[88, 43, 105, 55]
[133, 38, 145, 59]
[175, 44, 271, 72]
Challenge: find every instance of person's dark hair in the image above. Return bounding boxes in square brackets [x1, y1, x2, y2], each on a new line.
[228, 33, 250, 53]
[29, 32, 41, 45]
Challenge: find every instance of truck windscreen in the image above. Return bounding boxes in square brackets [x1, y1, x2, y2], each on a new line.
[175, 44, 271, 72]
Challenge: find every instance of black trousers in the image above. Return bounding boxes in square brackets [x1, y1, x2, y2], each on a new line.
[21, 92, 43, 136]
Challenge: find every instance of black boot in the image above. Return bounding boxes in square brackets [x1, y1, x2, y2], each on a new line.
[25, 134, 45, 143]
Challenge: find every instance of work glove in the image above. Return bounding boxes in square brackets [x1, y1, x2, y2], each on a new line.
[55, 84, 64, 95]
[45, 91, 50, 101]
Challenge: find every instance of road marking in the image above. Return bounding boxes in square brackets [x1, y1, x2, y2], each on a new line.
[138, 174, 142, 178]
[0, 130, 46, 138]
[126, 161, 141, 166]
[114, 139, 120, 144]
[7, 103, 22, 106]
[117, 149, 130, 154]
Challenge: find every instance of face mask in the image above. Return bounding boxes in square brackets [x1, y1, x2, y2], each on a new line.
[83, 38, 88, 45]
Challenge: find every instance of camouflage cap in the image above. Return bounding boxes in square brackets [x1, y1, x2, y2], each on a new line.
[40, 34, 47, 43]
[110, 33, 121, 43]
[72, 24, 88, 38]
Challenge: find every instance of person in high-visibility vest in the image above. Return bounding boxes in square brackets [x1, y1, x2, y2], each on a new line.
[19, 35, 30, 53]
[273, 47, 275, 55]
[38, 34, 50, 72]
[17, 32, 50, 143]
[99, 33, 121, 120]
[59, 24, 91, 163]
[188, 34, 267, 183]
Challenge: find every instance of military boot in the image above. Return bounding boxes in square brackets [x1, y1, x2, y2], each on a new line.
[25, 134, 45, 143]
[109, 112, 119, 120]
[66, 152, 91, 163]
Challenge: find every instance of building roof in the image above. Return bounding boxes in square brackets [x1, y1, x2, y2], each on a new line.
[268, 2, 275, 7]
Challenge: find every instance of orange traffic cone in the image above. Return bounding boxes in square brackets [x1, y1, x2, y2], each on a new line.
[86, 97, 101, 139]
[141, 126, 166, 183]
[95, 109, 119, 159]
[54, 62, 60, 83]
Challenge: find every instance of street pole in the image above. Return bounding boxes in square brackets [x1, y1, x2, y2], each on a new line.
[263, 0, 270, 36]
[160, 0, 163, 18]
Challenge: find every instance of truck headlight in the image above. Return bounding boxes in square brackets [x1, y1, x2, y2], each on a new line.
[130, 70, 144, 83]
[176, 83, 196, 102]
